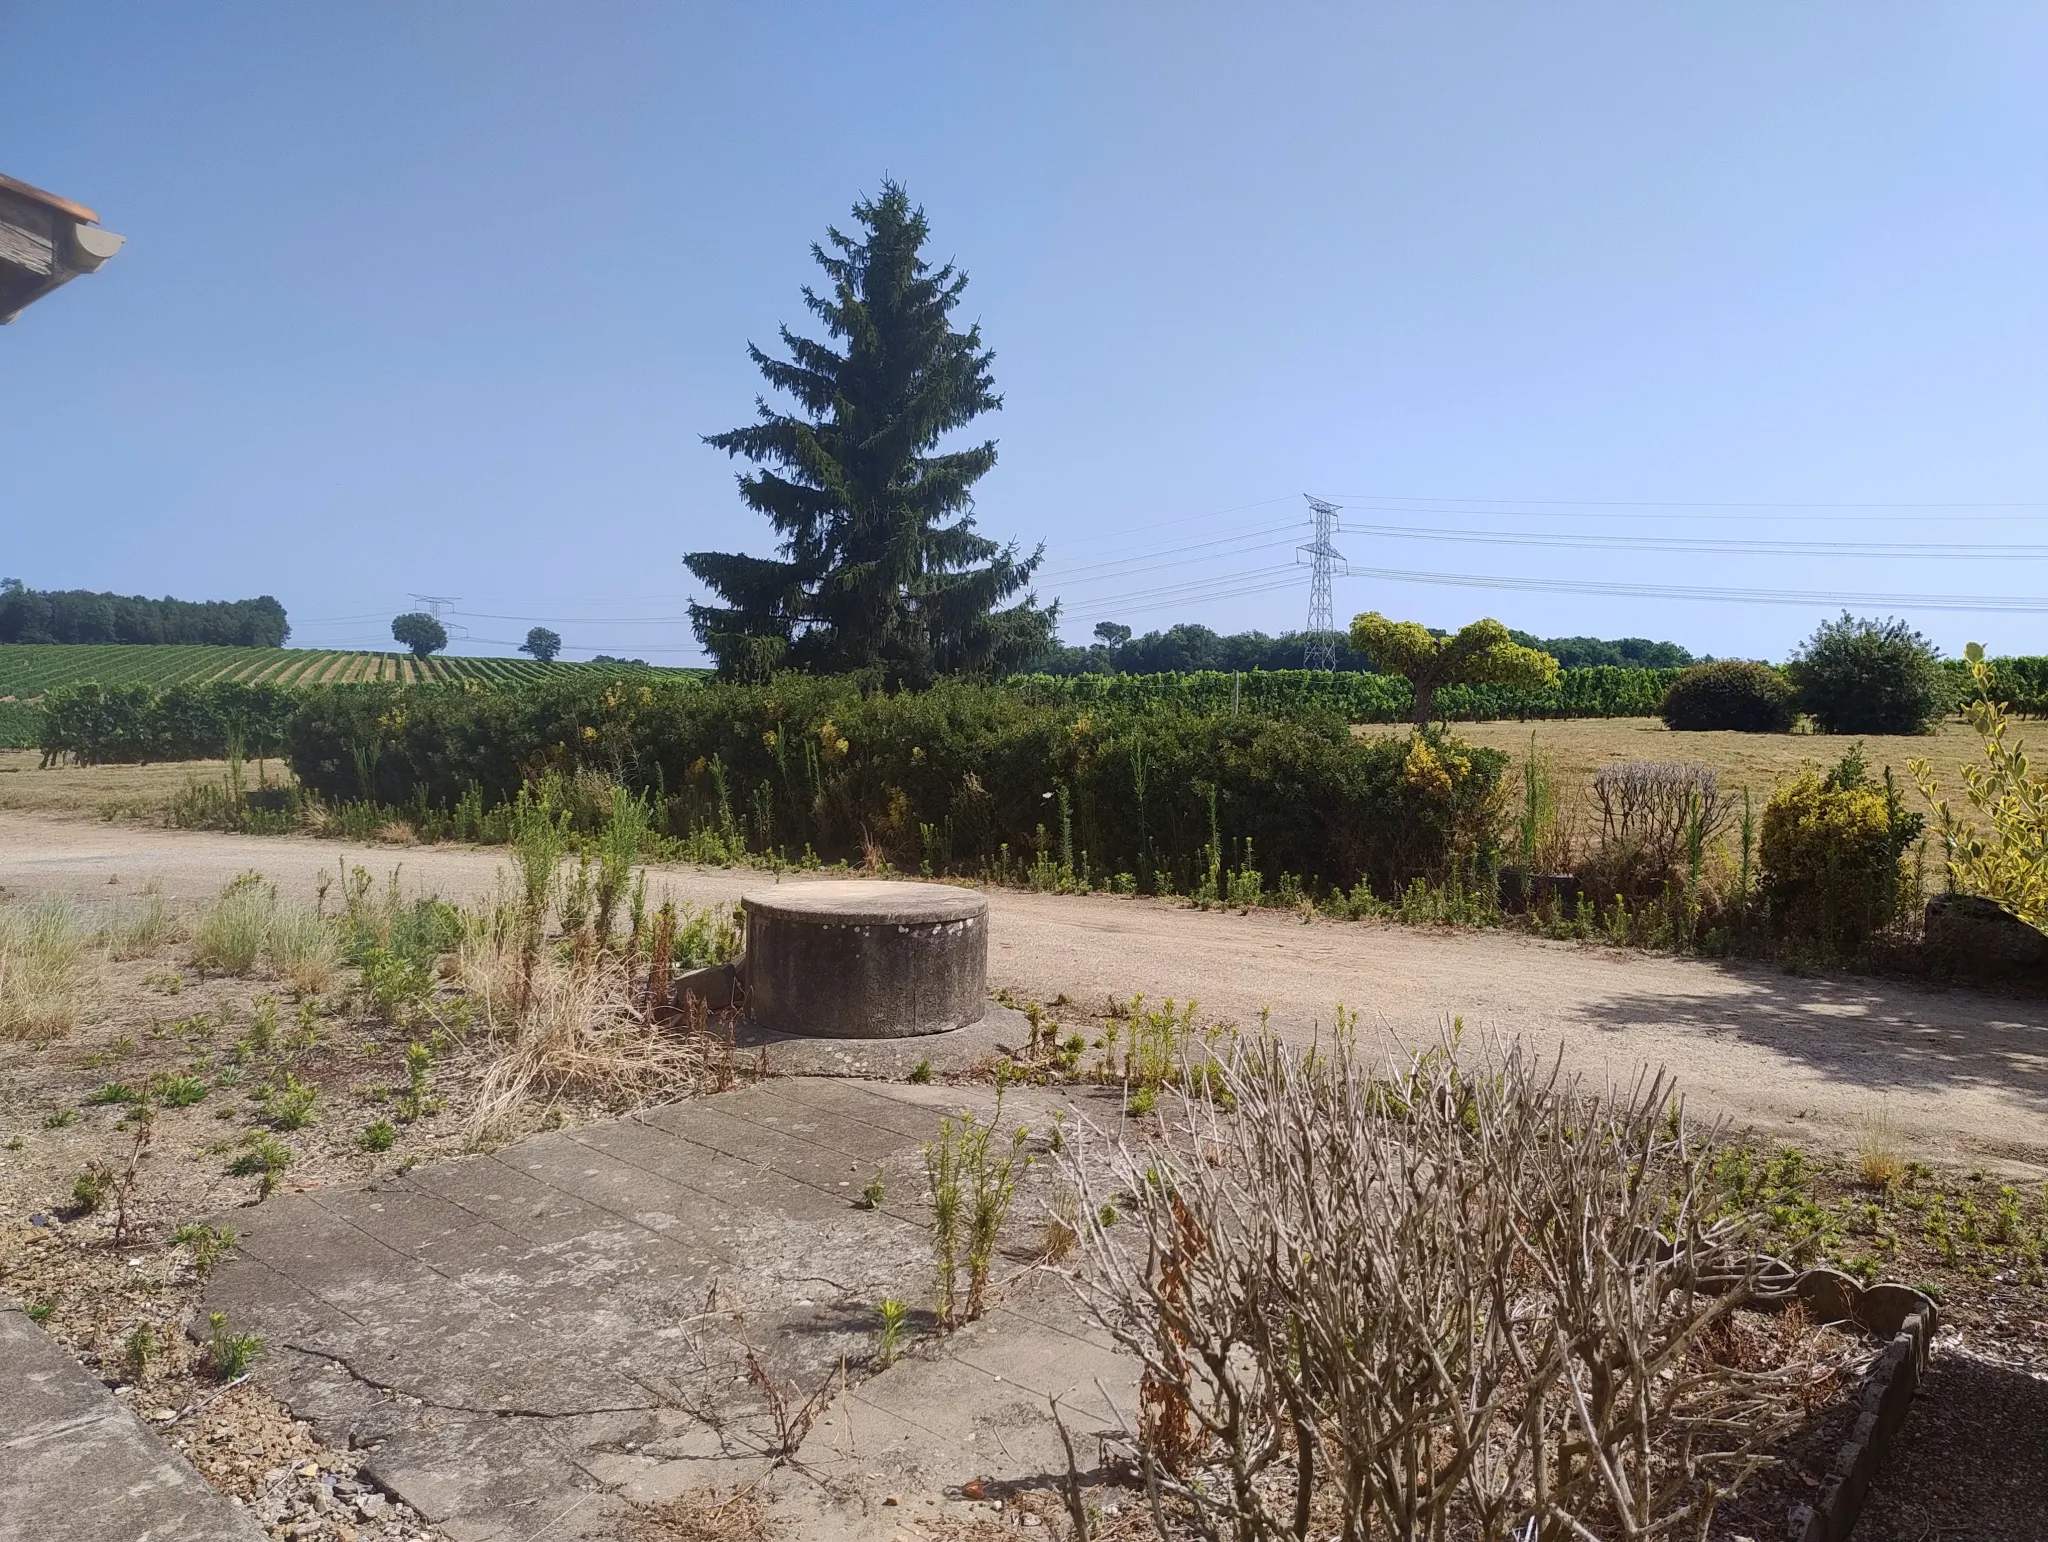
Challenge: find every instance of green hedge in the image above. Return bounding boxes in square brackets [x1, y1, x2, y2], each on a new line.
[285, 676, 1507, 897]
[1003, 665, 1682, 722]
[38, 680, 303, 763]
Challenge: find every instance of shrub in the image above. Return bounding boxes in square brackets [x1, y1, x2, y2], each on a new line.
[1760, 750, 1923, 952]
[285, 677, 1510, 900]
[1913, 643, 2048, 928]
[1660, 661, 1795, 732]
[1787, 613, 1952, 735]
[1066, 1035, 1838, 1539]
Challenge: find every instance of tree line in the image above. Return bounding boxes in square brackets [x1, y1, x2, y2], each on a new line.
[0, 580, 289, 648]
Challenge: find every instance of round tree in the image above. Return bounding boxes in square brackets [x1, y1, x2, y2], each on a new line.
[391, 612, 448, 660]
[1348, 613, 1558, 725]
[1659, 661, 1795, 732]
[1787, 613, 1951, 735]
[519, 626, 562, 663]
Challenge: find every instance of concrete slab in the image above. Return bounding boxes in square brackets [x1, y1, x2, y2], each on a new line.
[0, 1301, 269, 1542]
[205, 1078, 1126, 1541]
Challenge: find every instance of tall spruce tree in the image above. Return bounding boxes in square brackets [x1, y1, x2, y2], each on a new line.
[686, 183, 1052, 684]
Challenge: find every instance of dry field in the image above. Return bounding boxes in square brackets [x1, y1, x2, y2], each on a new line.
[0, 749, 296, 820]
[1419, 715, 1993, 814]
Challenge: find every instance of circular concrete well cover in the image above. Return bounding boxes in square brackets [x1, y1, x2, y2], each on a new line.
[741, 881, 989, 1039]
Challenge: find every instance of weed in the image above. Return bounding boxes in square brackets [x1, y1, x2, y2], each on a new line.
[148, 1072, 208, 1109]
[172, 1222, 236, 1272]
[226, 1133, 292, 1197]
[360, 1118, 396, 1153]
[42, 1108, 77, 1128]
[205, 1312, 261, 1379]
[908, 1058, 933, 1085]
[855, 1167, 886, 1210]
[925, 1119, 964, 1328]
[122, 1324, 156, 1382]
[593, 786, 651, 943]
[925, 1098, 1029, 1326]
[261, 1072, 319, 1131]
[26, 1301, 55, 1324]
[84, 1082, 139, 1106]
[395, 1042, 440, 1122]
[876, 1297, 910, 1367]
[70, 1162, 114, 1215]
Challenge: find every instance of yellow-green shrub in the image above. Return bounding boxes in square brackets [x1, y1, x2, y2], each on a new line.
[1759, 754, 1918, 952]
[1913, 643, 2048, 929]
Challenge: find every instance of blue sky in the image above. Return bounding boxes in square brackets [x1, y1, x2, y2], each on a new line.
[6, 3, 2048, 664]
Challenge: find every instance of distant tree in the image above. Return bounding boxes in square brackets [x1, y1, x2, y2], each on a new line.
[519, 626, 562, 663]
[1350, 613, 1559, 725]
[686, 181, 1053, 686]
[590, 654, 649, 667]
[1787, 613, 1952, 735]
[391, 612, 448, 660]
[1093, 621, 1133, 648]
[0, 580, 289, 646]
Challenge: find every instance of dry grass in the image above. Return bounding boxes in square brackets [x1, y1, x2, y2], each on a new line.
[0, 749, 296, 818]
[1432, 716, 1992, 829]
[0, 895, 99, 1038]
[268, 902, 343, 995]
[190, 875, 341, 991]
[464, 953, 705, 1144]
[622, 1488, 772, 1541]
[1858, 1107, 1908, 1189]
[103, 890, 183, 960]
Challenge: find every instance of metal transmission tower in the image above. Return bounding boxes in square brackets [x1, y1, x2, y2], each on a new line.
[1298, 495, 1347, 670]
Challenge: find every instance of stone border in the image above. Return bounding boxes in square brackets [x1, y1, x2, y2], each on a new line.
[1768, 1269, 1938, 1542]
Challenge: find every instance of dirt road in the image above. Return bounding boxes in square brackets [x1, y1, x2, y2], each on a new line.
[4, 810, 2043, 1176]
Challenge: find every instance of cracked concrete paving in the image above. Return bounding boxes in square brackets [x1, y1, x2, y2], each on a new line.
[204, 1076, 1131, 1541]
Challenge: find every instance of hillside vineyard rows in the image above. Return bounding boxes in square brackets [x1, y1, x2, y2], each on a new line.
[0, 645, 680, 697]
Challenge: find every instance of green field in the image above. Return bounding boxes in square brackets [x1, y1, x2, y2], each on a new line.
[0, 644, 688, 699]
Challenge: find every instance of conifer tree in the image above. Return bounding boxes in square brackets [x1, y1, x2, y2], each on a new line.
[686, 183, 1052, 684]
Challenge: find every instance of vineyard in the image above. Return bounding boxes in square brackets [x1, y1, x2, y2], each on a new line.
[0, 644, 680, 699]
[1005, 664, 1685, 722]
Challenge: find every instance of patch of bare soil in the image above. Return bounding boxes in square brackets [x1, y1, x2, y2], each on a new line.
[0, 926, 487, 1540]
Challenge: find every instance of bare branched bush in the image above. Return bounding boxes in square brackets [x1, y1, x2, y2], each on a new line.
[1066, 1035, 1841, 1542]
[1588, 761, 1728, 898]
[0, 896, 98, 1039]
[465, 953, 705, 1144]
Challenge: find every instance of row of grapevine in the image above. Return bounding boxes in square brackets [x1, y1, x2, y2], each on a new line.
[1003, 665, 1684, 722]
[0, 644, 691, 700]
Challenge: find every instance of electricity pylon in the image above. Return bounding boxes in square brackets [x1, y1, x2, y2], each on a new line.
[1298, 495, 1346, 670]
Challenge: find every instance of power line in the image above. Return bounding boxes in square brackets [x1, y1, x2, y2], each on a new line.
[1331, 491, 2048, 512]
[1337, 522, 2048, 559]
[1339, 563, 2048, 613]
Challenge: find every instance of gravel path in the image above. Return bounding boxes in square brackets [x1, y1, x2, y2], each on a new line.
[4, 810, 2044, 1177]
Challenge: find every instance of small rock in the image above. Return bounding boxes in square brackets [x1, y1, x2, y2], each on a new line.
[150, 1408, 178, 1423]
[882, 1495, 900, 1507]
[29, 1213, 50, 1228]
[961, 1480, 985, 1500]
[1024, 1517, 1042, 1529]
[298, 1461, 321, 1479]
